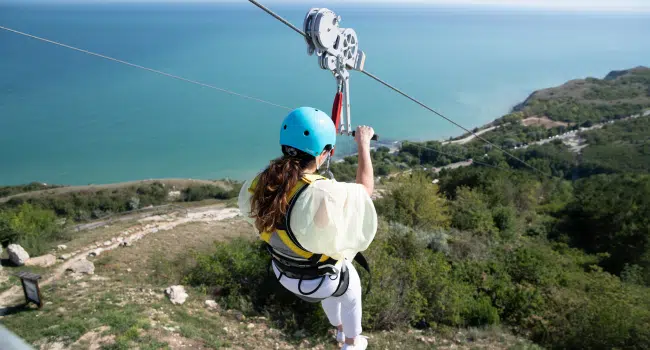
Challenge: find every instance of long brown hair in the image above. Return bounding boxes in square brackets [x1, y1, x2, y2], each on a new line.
[250, 146, 317, 233]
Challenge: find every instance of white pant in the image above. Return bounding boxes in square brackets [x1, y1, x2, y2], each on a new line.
[272, 260, 363, 337]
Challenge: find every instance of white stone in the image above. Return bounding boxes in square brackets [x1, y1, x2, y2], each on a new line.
[168, 190, 182, 201]
[88, 248, 103, 258]
[42, 341, 66, 350]
[57, 245, 68, 251]
[67, 259, 95, 275]
[205, 300, 219, 311]
[25, 254, 56, 267]
[7, 244, 30, 266]
[165, 285, 188, 305]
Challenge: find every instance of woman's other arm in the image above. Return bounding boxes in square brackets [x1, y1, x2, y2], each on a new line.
[355, 125, 375, 197]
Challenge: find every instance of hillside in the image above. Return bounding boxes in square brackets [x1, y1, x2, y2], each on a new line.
[2, 68, 650, 350]
[513, 66, 650, 124]
[2, 203, 543, 350]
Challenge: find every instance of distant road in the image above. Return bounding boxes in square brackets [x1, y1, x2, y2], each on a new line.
[522, 109, 650, 152]
[442, 126, 499, 145]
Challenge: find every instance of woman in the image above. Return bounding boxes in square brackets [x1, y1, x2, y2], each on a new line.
[238, 107, 378, 350]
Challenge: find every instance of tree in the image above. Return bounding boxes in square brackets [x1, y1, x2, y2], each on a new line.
[375, 173, 450, 230]
[450, 187, 497, 236]
[560, 174, 650, 284]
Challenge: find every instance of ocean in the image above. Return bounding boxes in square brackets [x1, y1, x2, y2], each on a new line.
[1, 3, 649, 185]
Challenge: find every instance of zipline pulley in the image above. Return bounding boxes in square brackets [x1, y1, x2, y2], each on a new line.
[303, 8, 377, 142]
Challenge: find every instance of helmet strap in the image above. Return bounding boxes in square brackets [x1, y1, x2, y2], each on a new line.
[320, 153, 335, 180]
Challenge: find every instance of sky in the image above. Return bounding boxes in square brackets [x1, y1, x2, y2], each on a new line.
[6, 0, 650, 12]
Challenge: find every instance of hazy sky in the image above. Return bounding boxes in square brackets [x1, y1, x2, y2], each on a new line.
[10, 0, 650, 12]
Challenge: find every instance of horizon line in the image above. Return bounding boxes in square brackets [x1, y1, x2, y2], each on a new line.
[2, 1, 650, 14]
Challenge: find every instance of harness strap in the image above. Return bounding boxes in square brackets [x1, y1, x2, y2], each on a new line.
[251, 173, 372, 299]
[354, 252, 372, 296]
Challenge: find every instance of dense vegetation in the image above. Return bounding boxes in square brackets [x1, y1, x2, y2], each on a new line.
[579, 116, 650, 175]
[187, 168, 650, 349]
[0, 203, 69, 255]
[514, 66, 650, 123]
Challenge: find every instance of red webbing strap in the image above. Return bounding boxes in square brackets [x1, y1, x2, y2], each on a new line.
[331, 91, 343, 156]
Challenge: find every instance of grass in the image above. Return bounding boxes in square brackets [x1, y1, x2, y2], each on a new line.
[93, 218, 255, 287]
[1, 284, 151, 346]
[168, 307, 229, 349]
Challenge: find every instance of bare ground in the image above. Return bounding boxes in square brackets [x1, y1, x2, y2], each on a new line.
[521, 117, 570, 129]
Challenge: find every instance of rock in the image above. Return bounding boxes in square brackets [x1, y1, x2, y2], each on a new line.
[127, 268, 132, 272]
[25, 254, 57, 267]
[103, 241, 112, 246]
[7, 244, 30, 266]
[41, 341, 66, 350]
[247, 323, 255, 330]
[234, 312, 246, 322]
[56, 307, 66, 314]
[119, 240, 132, 247]
[59, 254, 72, 261]
[205, 300, 220, 311]
[163, 326, 178, 333]
[67, 259, 95, 275]
[165, 285, 188, 305]
[90, 276, 110, 281]
[88, 248, 103, 257]
[57, 245, 68, 251]
[168, 190, 182, 201]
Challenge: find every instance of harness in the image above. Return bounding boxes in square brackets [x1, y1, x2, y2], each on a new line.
[248, 173, 371, 302]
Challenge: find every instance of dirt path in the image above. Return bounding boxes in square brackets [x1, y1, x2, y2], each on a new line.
[0, 205, 241, 307]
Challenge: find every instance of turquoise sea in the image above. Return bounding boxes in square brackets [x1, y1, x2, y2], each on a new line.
[1, 3, 649, 185]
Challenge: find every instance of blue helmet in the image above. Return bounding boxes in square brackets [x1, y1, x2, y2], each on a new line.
[280, 107, 337, 157]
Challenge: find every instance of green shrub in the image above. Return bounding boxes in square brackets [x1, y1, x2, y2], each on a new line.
[0, 203, 66, 255]
[184, 238, 331, 334]
[375, 173, 450, 230]
[491, 205, 520, 240]
[182, 184, 239, 202]
[186, 223, 650, 349]
[450, 187, 497, 236]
